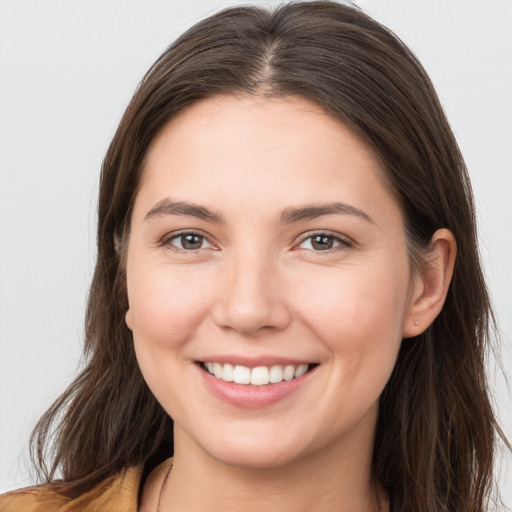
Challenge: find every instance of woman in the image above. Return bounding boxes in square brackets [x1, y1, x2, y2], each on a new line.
[0, 1, 507, 511]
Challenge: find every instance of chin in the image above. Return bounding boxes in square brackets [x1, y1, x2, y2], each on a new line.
[208, 443, 305, 470]
[188, 423, 318, 470]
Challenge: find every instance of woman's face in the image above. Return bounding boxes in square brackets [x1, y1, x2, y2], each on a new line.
[125, 95, 419, 468]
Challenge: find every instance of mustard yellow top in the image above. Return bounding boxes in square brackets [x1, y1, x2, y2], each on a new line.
[0, 459, 172, 512]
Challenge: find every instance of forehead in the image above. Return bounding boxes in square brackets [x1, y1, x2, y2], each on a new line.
[142, 94, 380, 179]
[134, 94, 402, 228]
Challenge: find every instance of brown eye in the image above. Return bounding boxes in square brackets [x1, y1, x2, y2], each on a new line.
[298, 233, 351, 252]
[311, 235, 334, 250]
[168, 233, 212, 251]
[181, 234, 203, 250]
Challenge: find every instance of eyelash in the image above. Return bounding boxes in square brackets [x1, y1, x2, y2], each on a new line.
[161, 230, 353, 254]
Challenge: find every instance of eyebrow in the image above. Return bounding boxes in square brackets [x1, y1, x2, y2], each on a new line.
[144, 199, 225, 223]
[279, 202, 373, 224]
[144, 198, 373, 225]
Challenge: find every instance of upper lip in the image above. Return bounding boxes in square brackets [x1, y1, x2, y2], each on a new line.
[197, 355, 316, 367]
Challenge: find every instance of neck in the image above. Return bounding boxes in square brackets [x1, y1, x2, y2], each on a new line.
[159, 425, 386, 512]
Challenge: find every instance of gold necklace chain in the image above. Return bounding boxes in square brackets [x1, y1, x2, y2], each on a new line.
[156, 461, 173, 512]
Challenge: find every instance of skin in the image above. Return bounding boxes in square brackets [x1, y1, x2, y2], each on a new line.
[125, 95, 456, 512]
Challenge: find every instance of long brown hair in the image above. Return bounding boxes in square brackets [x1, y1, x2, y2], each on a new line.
[30, 2, 507, 510]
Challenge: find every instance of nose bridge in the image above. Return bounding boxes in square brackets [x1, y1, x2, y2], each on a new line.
[214, 244, 290, 334]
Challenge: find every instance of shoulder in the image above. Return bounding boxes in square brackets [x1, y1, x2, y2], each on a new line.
[0, 484, 68, 512]
[0, 465, 143, 512]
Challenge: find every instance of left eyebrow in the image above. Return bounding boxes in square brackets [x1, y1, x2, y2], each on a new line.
[279, 202, 374, 224]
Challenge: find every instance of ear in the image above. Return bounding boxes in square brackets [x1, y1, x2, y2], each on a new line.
[403, 228, 457, 338]
[125, 308, 133, 331]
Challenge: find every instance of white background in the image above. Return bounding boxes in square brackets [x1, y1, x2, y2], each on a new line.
[0, 0, 510, 505]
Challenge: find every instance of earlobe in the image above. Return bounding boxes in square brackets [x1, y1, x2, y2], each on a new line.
[403, 228, 457, 338]
[125, 308, 133, 331]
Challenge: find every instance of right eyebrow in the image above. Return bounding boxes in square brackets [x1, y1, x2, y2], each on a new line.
[144, 198, 225, 224]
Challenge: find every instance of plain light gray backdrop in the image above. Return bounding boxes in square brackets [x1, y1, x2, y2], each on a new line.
[0, 0, 510, 504]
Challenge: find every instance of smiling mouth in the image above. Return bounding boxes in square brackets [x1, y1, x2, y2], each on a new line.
[199, 361, 317, 386]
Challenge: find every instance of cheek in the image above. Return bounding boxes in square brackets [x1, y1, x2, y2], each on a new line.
[127, 262, 216, 349]
[295, 258, 410, 377]
[127, 263, 218, 418]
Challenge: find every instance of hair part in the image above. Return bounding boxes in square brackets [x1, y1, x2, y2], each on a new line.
[30, 2, 507, 510]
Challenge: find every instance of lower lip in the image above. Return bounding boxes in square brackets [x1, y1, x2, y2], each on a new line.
[197, 364, 316, 408]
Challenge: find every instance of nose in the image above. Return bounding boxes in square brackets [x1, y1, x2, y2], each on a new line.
[211, 250, 292, 336]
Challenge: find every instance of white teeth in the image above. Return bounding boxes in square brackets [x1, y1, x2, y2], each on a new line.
[269, 365, 283, 383]
[283, 365, 295, 381]
[233, 365, 251, 384]
[222, 363, 234, 382]
[203, 362, 311, 385]
[213, 362, 223, 379]
[250, 366, 270, 386]
[294, 364, 308, 378]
